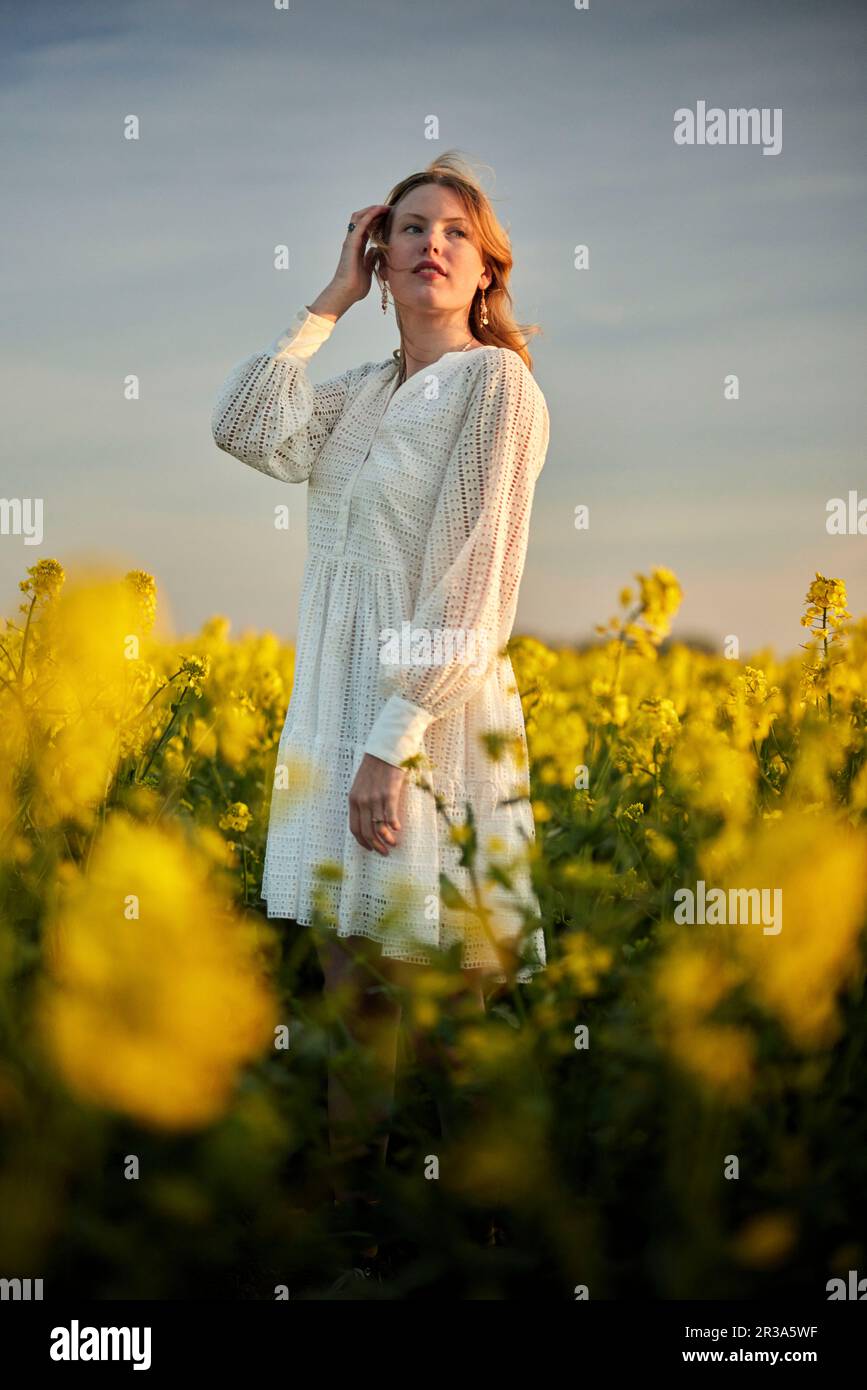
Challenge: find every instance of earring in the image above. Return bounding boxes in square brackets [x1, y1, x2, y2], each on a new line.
[480, 288, 489, 327]
[381, 278, 389, 313]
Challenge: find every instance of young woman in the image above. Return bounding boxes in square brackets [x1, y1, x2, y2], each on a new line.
[211, 152, 550, 1244]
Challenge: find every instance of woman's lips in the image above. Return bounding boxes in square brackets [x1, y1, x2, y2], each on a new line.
[415, 268, 444, 279]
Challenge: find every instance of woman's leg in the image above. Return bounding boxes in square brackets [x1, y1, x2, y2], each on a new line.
[313, 929, 403, 1206]
[407, 965, 504, 1247]
[383, 959, 490, 1141]
[314, 933, 495, 1228]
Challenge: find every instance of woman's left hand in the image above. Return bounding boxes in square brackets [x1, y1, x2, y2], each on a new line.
[348, 754, 405, 854]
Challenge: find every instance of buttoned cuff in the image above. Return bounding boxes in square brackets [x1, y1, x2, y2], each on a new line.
[363, 695, 436, 769]
[267, 306, 338, 362]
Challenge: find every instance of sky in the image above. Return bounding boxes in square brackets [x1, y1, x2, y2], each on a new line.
[2, 0, 865, 657]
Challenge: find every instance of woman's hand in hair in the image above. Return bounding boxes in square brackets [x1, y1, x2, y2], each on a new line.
[309, 205, 392, 320]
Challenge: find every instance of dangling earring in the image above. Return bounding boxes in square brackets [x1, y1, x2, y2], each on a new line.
[480, 288, 489, 327]
[381, 278, 389, 314]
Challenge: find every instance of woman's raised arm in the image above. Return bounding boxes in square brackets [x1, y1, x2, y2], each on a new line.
[211, 206, 391, 483]
[211, 306, 367, 483]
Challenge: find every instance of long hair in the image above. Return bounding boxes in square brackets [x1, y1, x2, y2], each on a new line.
[368, 150, 541, 376]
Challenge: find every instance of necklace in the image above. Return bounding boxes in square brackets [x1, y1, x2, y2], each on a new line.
[395, 337, 478, 388]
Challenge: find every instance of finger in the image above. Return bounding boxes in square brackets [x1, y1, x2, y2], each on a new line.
[351, 797, 373, 851]
[371, 802, 397, 850]
[386, 784, 403, 831]
[384, 795, 402, 845]
[360, 209, 390, 250]
[361, 805, 388, 856]
[381, 790, 401, 837]
[349, 799, 371, 851]
[357, 804, 376, 853]
[346, 205, 389, 233]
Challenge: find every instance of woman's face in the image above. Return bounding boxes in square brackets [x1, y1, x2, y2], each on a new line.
[381, 184, 491, 320]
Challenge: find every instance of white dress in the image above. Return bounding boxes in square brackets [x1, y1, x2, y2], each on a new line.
[211, 306, 550, 982]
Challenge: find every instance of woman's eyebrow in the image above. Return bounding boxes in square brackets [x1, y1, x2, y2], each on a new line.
[397, 212, 470, 225]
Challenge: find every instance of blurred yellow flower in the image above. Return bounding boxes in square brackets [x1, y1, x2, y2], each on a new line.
[637, 566, 683, 641]
[548, 932, 613, 994]
[654, 943, 742, 1022]
[667, 1022, 755, 1101]
[447, 1123, 545, 1203]
[37, 815, 276, 1130]
[124, 569, 157, 633]
[726, 811, 867, 1048]
[730, 1211, 798, 1269]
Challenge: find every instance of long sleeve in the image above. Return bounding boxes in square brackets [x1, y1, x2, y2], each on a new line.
[363, 348, 550, 769]
[211, 306, 361, 483]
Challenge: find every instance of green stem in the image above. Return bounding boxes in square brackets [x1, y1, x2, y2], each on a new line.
[139, 686, 189, 780]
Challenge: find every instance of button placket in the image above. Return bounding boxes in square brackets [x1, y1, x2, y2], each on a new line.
[334, 376, 400, 554]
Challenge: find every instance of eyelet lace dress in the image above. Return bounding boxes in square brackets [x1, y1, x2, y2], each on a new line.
[211, 307, 550, 982]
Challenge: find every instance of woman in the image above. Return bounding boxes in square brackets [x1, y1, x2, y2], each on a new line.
[211, 152, 550, 1240]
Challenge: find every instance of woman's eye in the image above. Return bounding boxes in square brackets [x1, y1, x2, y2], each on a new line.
[404, 224, 467, 237]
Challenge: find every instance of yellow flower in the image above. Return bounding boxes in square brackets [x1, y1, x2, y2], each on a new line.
[724, 666, 782, 744]
[643, 827, 677, 862]
[179, 654, 211, 697]
[668, 723, 755, 822]
[508, 635, 558, 695]
[449, 822, 474, 846]
[730, 1211, 798, 1269]
[215, 700, 258, 768]
[219, 801, 252, 833]
[614, 697, 680, 777]
[412, 998, 439, 1030]
[637, 566, 683, 640]
[23, 570, 143, 829]
[802, 572, 850, 626]
[667, 1023, 755, 1101]
[37, 815, 275, 1130]
[124, 569, 157, 633]
[726, 811, 867, 1048]
[447, 1121, 545, 1203]
[653, 943, 742, 1023]
[18, 557, 65, 602]
[590, 679, 630, 727]
[548, 932, 613, 994]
